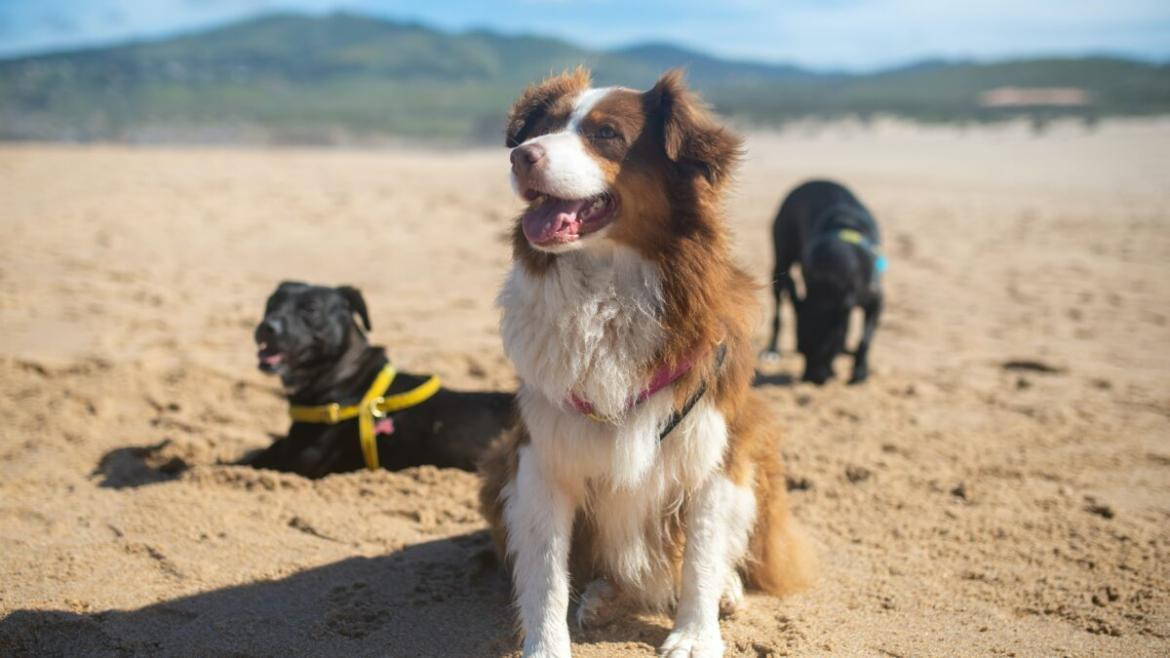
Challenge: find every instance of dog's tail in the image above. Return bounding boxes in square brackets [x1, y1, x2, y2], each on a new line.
[747, 506, 817, 596]
[744, 418, 817, 595]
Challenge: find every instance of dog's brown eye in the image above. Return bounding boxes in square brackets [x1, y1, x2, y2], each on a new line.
[594, 125, 619, 140]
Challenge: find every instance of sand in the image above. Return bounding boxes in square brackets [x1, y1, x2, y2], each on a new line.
[0, 118, 1168, 657]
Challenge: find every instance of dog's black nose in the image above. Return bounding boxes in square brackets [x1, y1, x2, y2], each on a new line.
[255, 318, 281, 342]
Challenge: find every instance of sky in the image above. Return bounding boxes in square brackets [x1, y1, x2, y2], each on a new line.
[0, 0, 1168, 71]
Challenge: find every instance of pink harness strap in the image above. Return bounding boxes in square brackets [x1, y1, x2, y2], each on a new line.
[568, 350, 702, 419]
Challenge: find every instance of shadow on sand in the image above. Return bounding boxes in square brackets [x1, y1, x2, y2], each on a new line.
[751, 370, 796, 388]
[0, 530, 673, 657]
[0, 532, 514, 656]
[91, 439, 190, 489]
[91, 437, 283, 490]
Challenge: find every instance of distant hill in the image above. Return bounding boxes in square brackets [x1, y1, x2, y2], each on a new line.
[1, 11, 1167, 144]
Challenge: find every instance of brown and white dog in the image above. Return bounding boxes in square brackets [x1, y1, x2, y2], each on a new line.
[479, 69, 814, 657]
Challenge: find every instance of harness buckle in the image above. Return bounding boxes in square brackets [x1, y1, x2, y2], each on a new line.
[324, 403, 342, 423]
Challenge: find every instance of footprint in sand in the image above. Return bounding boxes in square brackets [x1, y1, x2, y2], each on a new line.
[324, 582, 387, 638]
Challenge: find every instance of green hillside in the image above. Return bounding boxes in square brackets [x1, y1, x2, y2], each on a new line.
[1, 11, 1167, 143]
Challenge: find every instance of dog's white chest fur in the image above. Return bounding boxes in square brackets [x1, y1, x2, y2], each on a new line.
[499, 245, 732, 608]
[499, 245, 665, 420]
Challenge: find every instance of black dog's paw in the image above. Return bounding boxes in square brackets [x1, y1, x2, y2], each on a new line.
[801, 369, 834, 386]
[848, 367, 869, 385]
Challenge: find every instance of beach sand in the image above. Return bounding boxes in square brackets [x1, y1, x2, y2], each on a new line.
[1, 118, 1168, 656]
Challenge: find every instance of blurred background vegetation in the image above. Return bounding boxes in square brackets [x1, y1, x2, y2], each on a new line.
[2, 11, 1168, 144]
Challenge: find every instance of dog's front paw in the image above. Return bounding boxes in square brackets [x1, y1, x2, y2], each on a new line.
[522, 625, 572, 658]
[523, 639, 571, 658]
[848, 366, 869, 385]
[524, 650, 568, 658]
[659, 626, 724, 658]
[524, 650, 569, 658]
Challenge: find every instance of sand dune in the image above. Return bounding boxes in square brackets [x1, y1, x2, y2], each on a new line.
[1, 118, 1168, 656]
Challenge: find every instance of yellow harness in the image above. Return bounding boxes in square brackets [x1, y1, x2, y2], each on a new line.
[288, 364, 441, 471]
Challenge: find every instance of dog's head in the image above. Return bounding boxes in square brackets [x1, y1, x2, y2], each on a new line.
[796, 290, 849, 385]
[796, 241, 861, 384]
[506, 68, 741, 258]
[254, 281, 371, 383]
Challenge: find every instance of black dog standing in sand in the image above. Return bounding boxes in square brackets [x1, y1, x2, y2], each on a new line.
[761, 180, 885, 384]
[248, 281, 513, 478]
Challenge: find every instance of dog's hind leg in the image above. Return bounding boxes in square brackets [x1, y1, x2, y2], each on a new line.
[719, 571, 744, 618]
[760, 269, 793, 361]
[575, 578, 629, 628]
[850, 291, 883, 384]
[661, 474, 755, 658]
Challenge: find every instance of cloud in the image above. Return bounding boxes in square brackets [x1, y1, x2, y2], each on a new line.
[40, 11, 79, 34]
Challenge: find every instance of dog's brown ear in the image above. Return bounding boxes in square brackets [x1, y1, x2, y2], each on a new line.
[647, 69, 742, 186]
[336, 285, 371, 331]
[505, 67, 591, 148]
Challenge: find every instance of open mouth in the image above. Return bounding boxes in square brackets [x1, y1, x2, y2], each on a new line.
[520, 190, 617, 247]
[256, 342, 285, 372]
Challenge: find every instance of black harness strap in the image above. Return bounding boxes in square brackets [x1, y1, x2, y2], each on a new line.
[658, 344, 729, 441]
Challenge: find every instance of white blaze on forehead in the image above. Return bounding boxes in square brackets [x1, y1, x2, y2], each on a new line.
[511, 86, 615, 201]
[568, 86, 615, 131]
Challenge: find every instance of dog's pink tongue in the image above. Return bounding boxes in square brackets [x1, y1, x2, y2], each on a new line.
[521, 198, 588, 244]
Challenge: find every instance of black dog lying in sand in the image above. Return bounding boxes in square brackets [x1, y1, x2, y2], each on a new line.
[761, 180, 885, 384]
[247, 281, 514, 478]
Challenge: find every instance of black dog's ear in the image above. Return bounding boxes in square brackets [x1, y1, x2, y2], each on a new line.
[506, 67, 591, 148]
[646, 70, 743, 187]
[336, 285, 371, 331]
